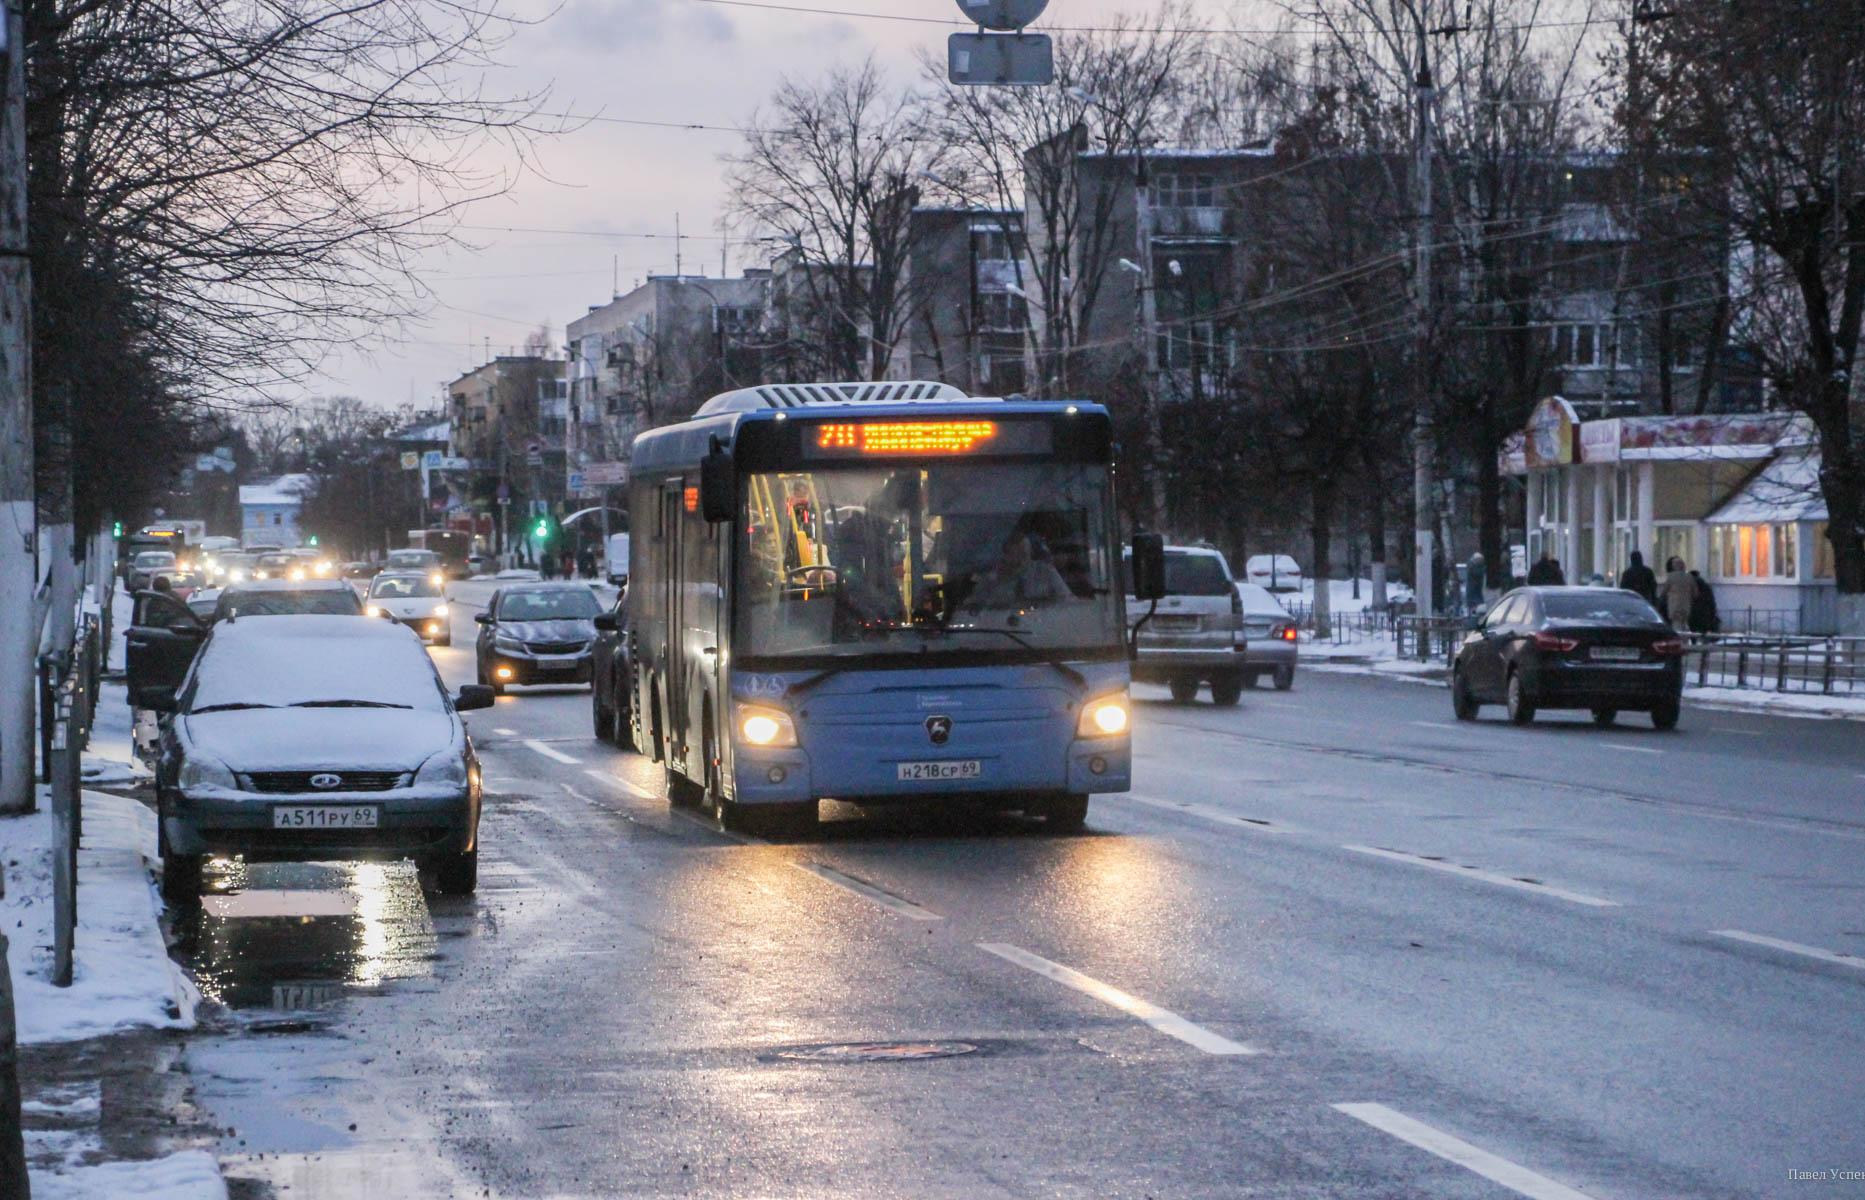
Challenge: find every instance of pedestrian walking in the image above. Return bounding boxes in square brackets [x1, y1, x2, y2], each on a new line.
[1661, 556, 1696, 629]
[1527, 550, 1565, 586]
[1619, 550, 1658, 606]
[578, 546, 596, 579]
[1688, 570, 1720, 635]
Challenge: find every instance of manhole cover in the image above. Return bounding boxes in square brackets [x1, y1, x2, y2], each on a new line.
[776, 1041, 978, 1063]
[244, 1018, 321, 1036]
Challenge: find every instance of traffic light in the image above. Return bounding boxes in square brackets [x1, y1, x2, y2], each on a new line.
[533, 516, 552, 542]
[112, 521, 124, 538]
[307, 534, 319, 547]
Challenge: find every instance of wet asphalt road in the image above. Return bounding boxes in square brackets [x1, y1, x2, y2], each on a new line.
[174, 582, 1865, 1199]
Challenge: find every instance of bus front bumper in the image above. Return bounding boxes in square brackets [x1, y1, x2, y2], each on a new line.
[730, 736, 1131, 807]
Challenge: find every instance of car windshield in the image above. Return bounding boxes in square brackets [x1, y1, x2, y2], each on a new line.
[370, 575, 442, 599]
[388, 552, 438, 568]
[1235, 584, 1288, 614]
[499, 589, 601, 621]
[1542, 592, 1662, 624]
[736, 462, 1121, 660]
[185, 629, 445, 713]
[257, 554, 294, 569]
[134, 552, 176, 568]
[1163, 553, 1232, 596]
[217, 589, 363, 619]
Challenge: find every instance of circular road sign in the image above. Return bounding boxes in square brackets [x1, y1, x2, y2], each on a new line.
[954, 0, 1047, 32]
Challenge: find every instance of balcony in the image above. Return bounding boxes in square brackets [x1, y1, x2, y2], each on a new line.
[1151, 206, 1231, 240]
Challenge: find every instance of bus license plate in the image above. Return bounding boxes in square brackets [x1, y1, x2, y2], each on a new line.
[272, 806, 380, 830]
[897, 760, 982, 782]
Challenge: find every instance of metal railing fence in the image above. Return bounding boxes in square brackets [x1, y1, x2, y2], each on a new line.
[1684, 634, 1865, 697]
[46, 616, 100, 988]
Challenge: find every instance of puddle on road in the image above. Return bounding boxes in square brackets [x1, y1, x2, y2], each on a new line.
[171, 859, 452, 1012]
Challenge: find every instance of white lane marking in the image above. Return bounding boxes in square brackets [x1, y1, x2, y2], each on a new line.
[1710, 929, 1865, 972]
[1116, 792, 1303, 835]
[1343, 845, 1620, 908]
[1332, 1103, 1598, 1200]
[493, 727, 517, 736]
[977, 942, 1258, 1056]
[1711, 726, 1765, 737]
[794, 863, 943, 921]
[1408, 720, 1459, 731]
[583, 769, 660, 802]
[1600, 742, 1663, 756]
[524, 739, 580, 765]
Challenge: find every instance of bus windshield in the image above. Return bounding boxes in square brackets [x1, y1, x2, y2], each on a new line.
[736, 462, 1121, 660]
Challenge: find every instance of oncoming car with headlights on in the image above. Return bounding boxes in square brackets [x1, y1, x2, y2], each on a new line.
[474, 582, 603, 693]
[367, 571, 453, 645]
[133, 615, 495, 899]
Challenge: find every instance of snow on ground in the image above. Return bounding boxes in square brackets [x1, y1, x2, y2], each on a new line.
[2, 785, 199, 1043]
[30, 1150, 228, 1200]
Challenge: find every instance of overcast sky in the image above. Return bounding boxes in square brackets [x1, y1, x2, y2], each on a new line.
[300, 0, 1246, 413]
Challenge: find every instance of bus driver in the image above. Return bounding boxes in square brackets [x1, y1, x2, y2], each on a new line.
[967, 531, 1072, 610]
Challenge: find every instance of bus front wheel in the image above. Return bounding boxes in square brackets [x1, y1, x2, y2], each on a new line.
[1039, 794, 1089, 832]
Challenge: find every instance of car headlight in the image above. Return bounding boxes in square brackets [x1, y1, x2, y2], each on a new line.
[1077, 693, 1130, 738]
[414, 751, 469, 788]
[431, 603, 448, 617]
[429, 573, 445, 588]
[288, 568, 305, 581]
[178, 756, 238, 791]
[735, 704, 798, 748]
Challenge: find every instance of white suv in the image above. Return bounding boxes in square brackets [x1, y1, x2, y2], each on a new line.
[1126, 546, 1248, 705]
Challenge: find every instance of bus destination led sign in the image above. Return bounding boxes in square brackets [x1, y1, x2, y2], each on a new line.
[813, 421, 1000, 456]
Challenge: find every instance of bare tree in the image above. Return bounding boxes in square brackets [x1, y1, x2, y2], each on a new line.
[1625, 1, 1865, 622]
[726, 60, 940, 382]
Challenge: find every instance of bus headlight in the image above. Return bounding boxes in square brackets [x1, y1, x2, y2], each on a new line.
[736, 704, 798, 748]
[1077, 694, 1130, 738]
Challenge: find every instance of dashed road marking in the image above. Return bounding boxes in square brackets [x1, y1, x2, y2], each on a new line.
[1116, 793, 1303, 835]
[524, 739, 580, 765]
[1408, 720, 1459, 731]
[493, 727, 517, 736]
[1332, 1103, 1598, 1200]
[977, 942, 1258, 1056]
[1600, 742, 1663, 756]
[1343, 845, 1620, 908]
[1711, 726, 1765, 736]
[794, 863, 943, 921]
[583, 769, 660, 802]
[1710, 929, 1865, 972]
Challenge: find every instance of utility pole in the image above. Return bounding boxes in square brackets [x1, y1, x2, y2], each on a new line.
[0, 0, 37, 816]
[1410, 12, 1438, 619]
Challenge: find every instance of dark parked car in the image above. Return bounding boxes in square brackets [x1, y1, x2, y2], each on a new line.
[131, 615, 493, 898]
[590, 593, 634, 749]
[1451, 587, 1686, 729]
[474, 582, 602, 694]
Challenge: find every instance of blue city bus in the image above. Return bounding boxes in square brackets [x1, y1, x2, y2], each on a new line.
[627, 381, 1151, 836]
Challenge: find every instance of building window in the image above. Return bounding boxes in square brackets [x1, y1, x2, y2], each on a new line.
[975, 291, 1028, 332]
[1158, 321, 1230, 373]
[1712, 523, 1800, 580]
[1151, 173, 1216, 208]
[971, 226, 1021, 262]
[1813, 522, 1835, 579]
[1549, 322, 1639, 369]
[716, 306, 761, 335]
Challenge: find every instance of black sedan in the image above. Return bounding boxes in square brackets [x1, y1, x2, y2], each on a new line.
[1451, 587, 1686, 729]
[474, 582, 602, 694]
[590, 593, 634, 750]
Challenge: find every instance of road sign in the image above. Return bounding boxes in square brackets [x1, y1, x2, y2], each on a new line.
[954, 0, 1046, 31]
[526, 441, 544, 467]
[584, 461, 630, 487]
[948, 32, 1053, 86]
[422, 452, 470, 471]
[566, 472, 587, 496]
[400, 452, 420, 470]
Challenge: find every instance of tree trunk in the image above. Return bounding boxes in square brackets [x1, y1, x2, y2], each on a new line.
[0, 0, 35, 818]
[1310, 474, 1335, 641]
[1477, 395, 1506, 592]
[0, 933, 28, 1200]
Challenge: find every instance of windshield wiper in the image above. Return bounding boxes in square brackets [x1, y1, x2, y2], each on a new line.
[289, 700, 414, 709]
[943, 627, 1087, 689]
[188, 702, 280, 714]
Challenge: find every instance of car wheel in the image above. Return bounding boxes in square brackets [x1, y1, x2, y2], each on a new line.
[1273, 664, 1295, 691]
[593, 690, 613, 741]
[1451, 669, 1479, 721]
[1168, 677, 1200, 704]
[431, 850, 477, 896]
[1040, 793, 1089, 832]
[1210, 674, 1244, 707]
[1506, 671, 1536, 725]
[1592, 708, 1618, 727]
[1245, 673, 1262, 689]
[611, 696, 636, 753]
[1650, 699, 1680, 731]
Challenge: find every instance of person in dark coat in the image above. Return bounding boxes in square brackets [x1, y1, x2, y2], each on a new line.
[1688, 570, 1720, 635]
[1619, 550, 1658, 606]
[1527, 551, 1565, 586]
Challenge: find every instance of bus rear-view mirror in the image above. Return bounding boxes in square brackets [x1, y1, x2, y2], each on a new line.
[1130, 533, 1167, 602]
[700, 441, 734, 524]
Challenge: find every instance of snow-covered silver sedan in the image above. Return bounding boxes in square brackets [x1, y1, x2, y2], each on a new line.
[138, 615, 494, 900]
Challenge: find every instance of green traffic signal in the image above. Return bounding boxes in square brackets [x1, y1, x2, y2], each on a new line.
[534, 517, 551, 540]
[112, 521, 124, 537]
[308, 534, 319, 547]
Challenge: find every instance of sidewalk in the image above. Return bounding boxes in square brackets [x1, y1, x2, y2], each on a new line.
[3, 674, 227, 1198]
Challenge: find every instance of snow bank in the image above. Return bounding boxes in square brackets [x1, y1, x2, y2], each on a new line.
[31, 1150, 227, 1200]
[2, 789, 197, 1044]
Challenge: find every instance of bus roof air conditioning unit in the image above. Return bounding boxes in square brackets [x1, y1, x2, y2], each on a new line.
[694, 381, 974, 417]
